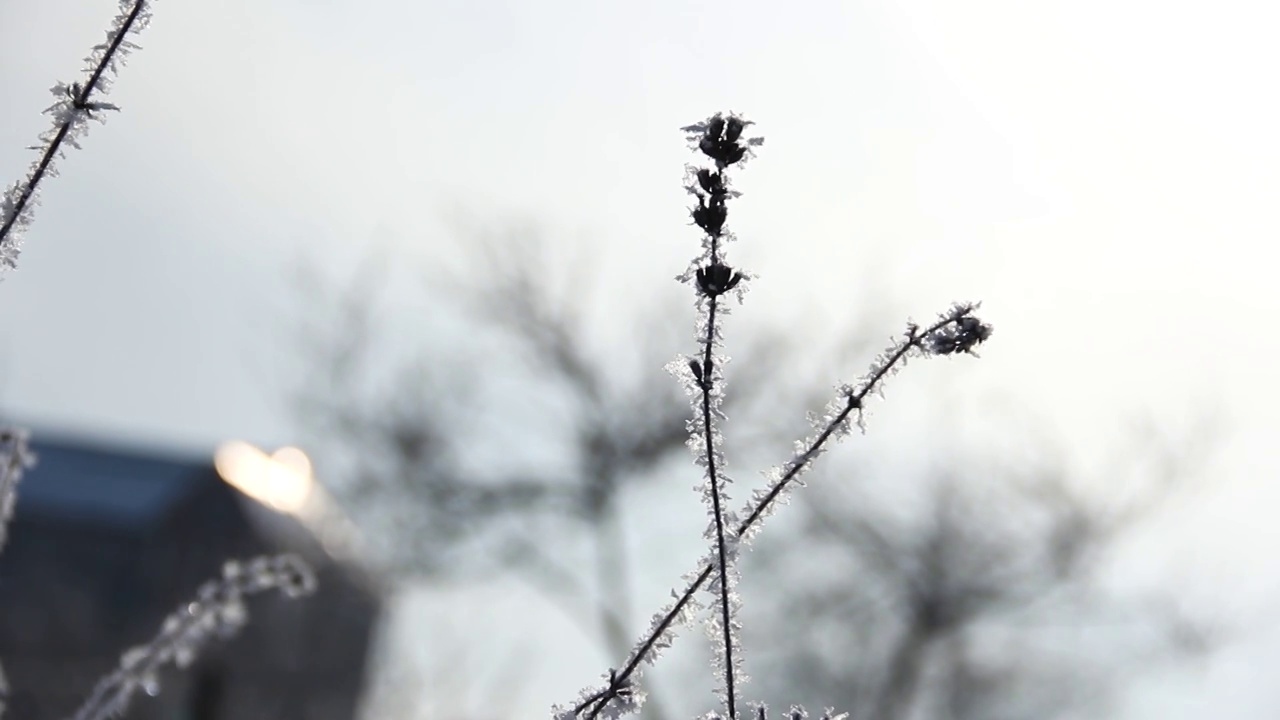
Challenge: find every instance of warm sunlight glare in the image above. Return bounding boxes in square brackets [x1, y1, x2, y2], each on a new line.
[214, 440, 314, 514]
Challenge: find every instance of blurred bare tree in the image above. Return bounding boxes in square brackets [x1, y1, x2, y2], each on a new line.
[290, 227, 1218, 720]
[742, 414, 1220, 720]
[288, 225, 879, 719]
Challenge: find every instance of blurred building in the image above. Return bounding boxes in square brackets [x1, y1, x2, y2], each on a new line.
[0, 434, 382, 720]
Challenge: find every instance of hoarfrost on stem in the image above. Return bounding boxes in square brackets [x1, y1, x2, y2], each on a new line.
[559, 112, 992, 720]
[0, 0, 154, 272]
[68, 554, 316, 720]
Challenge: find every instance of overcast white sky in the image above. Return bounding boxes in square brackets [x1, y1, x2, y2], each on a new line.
[2, 0, 1280, 717]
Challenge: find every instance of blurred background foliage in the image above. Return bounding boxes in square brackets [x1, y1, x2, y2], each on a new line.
[291, 225, 1221, 720]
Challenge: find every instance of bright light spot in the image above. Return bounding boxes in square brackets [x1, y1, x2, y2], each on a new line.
[215, 440, 314, 514]
[271, 445, 312, 478]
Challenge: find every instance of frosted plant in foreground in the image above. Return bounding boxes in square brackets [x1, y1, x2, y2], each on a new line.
[555, 115, 991, 720]
[0, 0, 153, 271]
[5, 0, 994, 716]
[69, 555, 317, 720]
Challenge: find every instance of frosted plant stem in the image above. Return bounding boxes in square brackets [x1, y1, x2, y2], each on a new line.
[737, 307, 986, 537]
[569, 306, 990, 720]
[674, 113, 767, 720]
[0, 428, 35, 555]
[700, 251, 738, 720]
[68, 554, 316, 720]
[0, 0, 153, 269]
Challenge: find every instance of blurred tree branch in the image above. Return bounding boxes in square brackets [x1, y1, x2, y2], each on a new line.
[745, 412, 1222, 720]
[288, 225, 874, 718]
[288, 225, 1221, 720]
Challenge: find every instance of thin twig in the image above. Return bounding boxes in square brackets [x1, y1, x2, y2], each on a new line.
[574, 307, 989, 719]
[0, 0, 152, 266]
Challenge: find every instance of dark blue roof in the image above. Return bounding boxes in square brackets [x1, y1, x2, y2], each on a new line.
[15, 437, 214, 531]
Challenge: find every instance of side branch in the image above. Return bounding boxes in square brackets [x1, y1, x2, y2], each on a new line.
[68, 554, 315, 720]
[568, 304, 991, 719]
[738, 304, 990, 538]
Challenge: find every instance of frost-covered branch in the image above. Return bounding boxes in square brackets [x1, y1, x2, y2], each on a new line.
[68, 554, 316, 720]
[0, 0, 153, 271]
[664, 113, 765, 720]
[562, 305, 990, 720]
[737, 305, 992, 543]
[0, 428, 35, 556]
